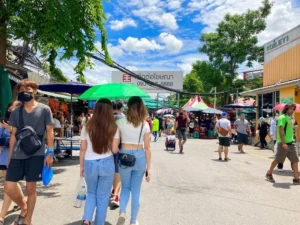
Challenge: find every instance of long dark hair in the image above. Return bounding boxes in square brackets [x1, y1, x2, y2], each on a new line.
[85, 98, 117, 154]
[282, 103, 296, 115]
[126, 96, 148, 127]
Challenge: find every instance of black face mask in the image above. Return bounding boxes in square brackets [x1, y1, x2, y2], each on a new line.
[18, 91, 33, 103]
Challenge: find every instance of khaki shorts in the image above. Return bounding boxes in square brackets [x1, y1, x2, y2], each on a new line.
[275, 143, 299, 163]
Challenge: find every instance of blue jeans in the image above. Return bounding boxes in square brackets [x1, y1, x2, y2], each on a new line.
[119, 149, 146, 224]
[83, 156, 114, 225]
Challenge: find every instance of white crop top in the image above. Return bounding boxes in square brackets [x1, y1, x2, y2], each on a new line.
[80, 126, 120, 160]
[117, 118, 151, 145]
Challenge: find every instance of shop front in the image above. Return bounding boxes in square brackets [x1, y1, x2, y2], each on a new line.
[241, 24, 300, 124]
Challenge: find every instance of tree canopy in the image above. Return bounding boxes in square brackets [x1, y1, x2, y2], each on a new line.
[0, 0, 112, 82]
[199, 0, 272, 102]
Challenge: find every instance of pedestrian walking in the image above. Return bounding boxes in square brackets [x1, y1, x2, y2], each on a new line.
[257, 117, 270, 149]
[152, 116, 159, 142]
[265, 103, 300, 184]
[0, 100, 23, 224]
[4, 80, 54, 225]
[116, 96, 151, 225]
[234, 113, 251, 153]
[80, 99, 120, 225]
[216, 112, 231, 161]
[175, 111, 190, 154]
[111, 101, 126, 208]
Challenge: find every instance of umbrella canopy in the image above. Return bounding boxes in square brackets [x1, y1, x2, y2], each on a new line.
[39, 82, 92, 94]
[184, 107, 202, 112]
[202, 108, 223, 114]
[274, 103, 300, 113]
[163, 114, 174, 118]
[79, 83, 150, 101]
[241, 108, 256, 114]
[0, 66, 12, 117]
[194, 101, 209, 110]
[223, 103, 255, 108]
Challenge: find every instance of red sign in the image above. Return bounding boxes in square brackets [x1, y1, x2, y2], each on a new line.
[122, 74, 131, 82]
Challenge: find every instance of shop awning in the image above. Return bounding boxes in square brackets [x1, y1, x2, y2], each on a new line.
[241, 78, 300, 96]
[37, 90, 78, 101]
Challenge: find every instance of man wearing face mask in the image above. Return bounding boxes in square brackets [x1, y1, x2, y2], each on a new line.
[4, 80, 54, 225]
[175, 111, 190, 154]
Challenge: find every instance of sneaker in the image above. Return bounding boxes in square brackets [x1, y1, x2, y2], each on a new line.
[265, 173, 275, 183]
[277, 168, 283, 172]
[130, 221, 139, 225]
[111, 195, 120, 207]
[293, 178, 300, 185]
[116, 213, 126, 225]
[240, 150, 245, 154]
[219, 157, 222, 161]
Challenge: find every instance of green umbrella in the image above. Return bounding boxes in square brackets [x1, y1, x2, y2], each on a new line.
[194, 101, 209, 110]
[0, 66, 12, 117]
[79, 83, 150, 101]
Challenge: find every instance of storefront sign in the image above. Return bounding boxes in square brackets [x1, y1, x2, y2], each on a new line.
[265, 35, 289, 52]
[280, 97, 294, 104]
[112, 71, 183, 93]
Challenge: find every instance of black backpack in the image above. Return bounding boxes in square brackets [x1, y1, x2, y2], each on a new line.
[15, 106, 44, 156]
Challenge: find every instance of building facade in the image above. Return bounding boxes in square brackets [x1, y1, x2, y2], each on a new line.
[241, 24, 300, 122]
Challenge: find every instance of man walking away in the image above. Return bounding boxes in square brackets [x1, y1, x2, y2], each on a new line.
[265, 104, 300, 184]
[216, 112, 232, 161]
[152, 116, 159, 142]
[234, 113, 251, 153]
[111, 101, 125, 207]
[158, 115, 164, 137]
[5, 80, 54, 225]
[175, 111, 190, 154]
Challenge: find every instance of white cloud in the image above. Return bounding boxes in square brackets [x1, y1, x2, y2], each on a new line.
[125, 66, 138, 71]
[133, 6, 179, 30]
[177, 63, 193, 75]
[109, 18, 137, 30]
[118, 37, 164, 53]
[159, 32, 183, 53]
[168, 0, 182, 9]
[143, 0, 160, 6]
[94, 42, 124, 59]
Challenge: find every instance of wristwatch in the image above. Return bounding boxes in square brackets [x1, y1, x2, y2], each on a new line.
[46, 148, 54, 158]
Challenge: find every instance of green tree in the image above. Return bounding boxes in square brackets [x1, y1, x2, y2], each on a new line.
[199, 0, 272, 103]
[0, 0, 112, 80]
[43, 64, 68, 83]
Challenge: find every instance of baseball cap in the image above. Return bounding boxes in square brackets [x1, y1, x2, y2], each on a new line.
[221, 112, 227, 117]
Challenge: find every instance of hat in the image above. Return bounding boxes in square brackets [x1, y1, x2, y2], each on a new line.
[221, 112, 227, 117]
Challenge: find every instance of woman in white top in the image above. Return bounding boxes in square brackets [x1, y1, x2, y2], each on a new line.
[116, 96, 152, 225]
[80, 99, 120, 225]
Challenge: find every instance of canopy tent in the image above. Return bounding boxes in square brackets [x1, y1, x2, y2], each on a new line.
[202, 108, 223, 114]
[194, 101, 209, 110]
[37, 90, 78, 102]
[183, 96, 212, 109]
[143, 99, 177, 109]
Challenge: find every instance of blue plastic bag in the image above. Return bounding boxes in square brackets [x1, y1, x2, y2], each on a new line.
[42, 165, 53, 186]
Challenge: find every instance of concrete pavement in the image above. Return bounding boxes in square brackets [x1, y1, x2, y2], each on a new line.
[1, 138, 300, 225]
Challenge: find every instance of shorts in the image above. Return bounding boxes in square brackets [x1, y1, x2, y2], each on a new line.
[113, 153, 119, 173]
[177, 128, 187, 141]
[167, 125, 173, 130]
[237, 132, 248, 145]
[6, 156, 44, 182]
[275, 143, 299, 163]
[0, 165, 7, 170]
[218, 137, 230, 147]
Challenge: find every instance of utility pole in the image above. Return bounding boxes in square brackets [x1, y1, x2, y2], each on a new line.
[156, 93, 159, 110]
[236, 88, 239, 117]
[177, 93, 180, 109]
[213, 87, 217, 109]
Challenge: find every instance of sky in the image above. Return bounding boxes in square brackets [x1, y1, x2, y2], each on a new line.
[56, 0, 300, 84]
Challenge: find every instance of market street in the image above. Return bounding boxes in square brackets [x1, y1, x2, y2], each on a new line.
[1, 138, 300, 225]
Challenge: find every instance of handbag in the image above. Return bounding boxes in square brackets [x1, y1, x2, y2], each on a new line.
[15, 106, 43, 156]
[217, 121, 229, 136]
[119, 124, 144, 168]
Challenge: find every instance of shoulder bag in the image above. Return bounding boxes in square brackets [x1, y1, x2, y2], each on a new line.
[15, 106, 43, 156]
[119, 124, 144, 168]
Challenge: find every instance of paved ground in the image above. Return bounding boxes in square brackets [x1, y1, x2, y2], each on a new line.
[1, 138, 300, 225]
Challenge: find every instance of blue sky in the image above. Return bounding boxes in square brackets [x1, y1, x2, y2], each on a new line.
[56, 0, 300, 84]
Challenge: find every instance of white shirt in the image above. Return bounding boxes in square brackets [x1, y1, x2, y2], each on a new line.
[117, 118, 151, 145]
[80, 126, 119, 160]
[216, 118, 231, 137]
[270, 118, 277, 140]
[53, 118, 61, 129]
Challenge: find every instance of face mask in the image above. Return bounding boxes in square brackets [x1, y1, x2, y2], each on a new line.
[18, 91, 33, 103]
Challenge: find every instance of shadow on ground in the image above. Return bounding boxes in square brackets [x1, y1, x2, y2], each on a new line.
[53, 156, 80, 167]
[65, 221, 112, 225]
[272, 182, 292, 189]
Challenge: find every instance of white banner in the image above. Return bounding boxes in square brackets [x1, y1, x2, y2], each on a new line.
[111, 71, 183, 93]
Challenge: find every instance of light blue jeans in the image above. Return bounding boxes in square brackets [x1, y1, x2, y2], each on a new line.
[83, 156, 114, 225]
[119, 149, 146, 224]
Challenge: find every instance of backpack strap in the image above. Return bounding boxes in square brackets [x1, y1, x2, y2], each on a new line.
[18, 106, 25, 132]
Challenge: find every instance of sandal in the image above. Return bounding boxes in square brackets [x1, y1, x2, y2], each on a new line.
[82, 221, 91, 225]
[12, 215, 25, 225]
[293, 178, 300, 185]
[0, 220, 4, 225]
